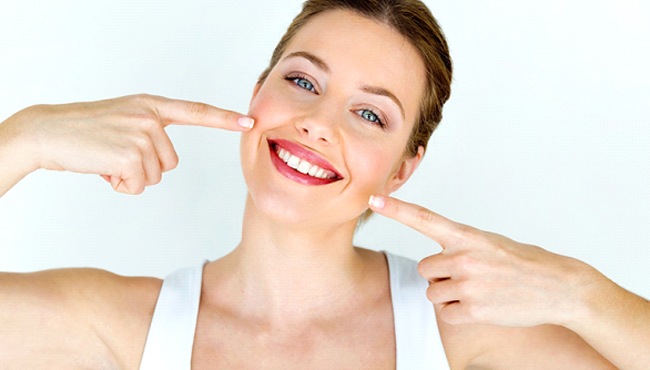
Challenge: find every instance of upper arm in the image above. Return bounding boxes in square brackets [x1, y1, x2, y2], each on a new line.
[0, 268, 161, 368]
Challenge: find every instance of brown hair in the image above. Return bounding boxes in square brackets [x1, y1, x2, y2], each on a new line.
[257, 0, 453, 157]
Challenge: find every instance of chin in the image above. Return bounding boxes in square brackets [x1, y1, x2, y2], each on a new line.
[246, 187, 365, 230]
[252, 191, 312, 224]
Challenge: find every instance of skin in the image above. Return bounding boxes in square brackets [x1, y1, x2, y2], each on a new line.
[0, 8, 648, 370]
[0, 95, 254, 368]
[193, 10, 423, 368]
[369, 196, 650, 369]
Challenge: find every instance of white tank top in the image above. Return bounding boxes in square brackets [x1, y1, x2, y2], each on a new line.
[140, 252, 448, 369]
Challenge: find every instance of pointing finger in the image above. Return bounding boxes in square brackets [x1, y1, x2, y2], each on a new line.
[147, 95, 255, 131]
[368, 195, 468, 247]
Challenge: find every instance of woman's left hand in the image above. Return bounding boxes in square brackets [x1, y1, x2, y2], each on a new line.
[368, 195, 600, 328]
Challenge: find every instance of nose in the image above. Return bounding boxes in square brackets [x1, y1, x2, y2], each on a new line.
[295, 103, 340, 145]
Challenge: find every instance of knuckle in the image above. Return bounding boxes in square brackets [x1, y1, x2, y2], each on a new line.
[456, 279, 473, 296]
[188, 102, 210, 118]
[149, 172, 163, 186]
[455, 224, 476, 240]
[415, 206, 434, 228]
[426, 283, 436, 302]
[417, 259, 428, 276]
[125, 110, 160, 130]
[132, 134, 152, 149]
[457, 253, 487, 276]
[166, 153, 179, 171]
[451, 251, 474, 269]
[212, 109, 236, 127]
[220, 109, 235, 121]
[139, 116, 160, 131]
[128, 94, 151, 107]
[460, 251, 476, 265]
[451, 225, 482, 247]
[137, 93, 155, 102]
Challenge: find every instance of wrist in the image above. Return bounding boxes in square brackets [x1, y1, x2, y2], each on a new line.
[558, 259, 615, 331]
[0, 106, 43, 173]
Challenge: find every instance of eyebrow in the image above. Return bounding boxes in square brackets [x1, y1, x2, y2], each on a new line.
[283, 51, 405, 120]
[361, 85, 405, 120]
[284, 51, 331, 74]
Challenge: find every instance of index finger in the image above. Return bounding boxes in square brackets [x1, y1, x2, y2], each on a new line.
[368, 195, 466, 247]
[148, 95, 255, 131]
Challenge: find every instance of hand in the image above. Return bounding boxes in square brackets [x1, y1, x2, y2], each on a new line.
[368, 195, 597, 328]
[10, 94, 254, 194]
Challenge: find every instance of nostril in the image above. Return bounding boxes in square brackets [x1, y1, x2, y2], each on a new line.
[296, 120, 337, 145]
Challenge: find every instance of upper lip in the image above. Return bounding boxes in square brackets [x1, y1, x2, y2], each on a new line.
[267, 138, 343, 179]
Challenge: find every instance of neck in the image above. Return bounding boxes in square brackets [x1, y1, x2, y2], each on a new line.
[207, 195, 374, 325]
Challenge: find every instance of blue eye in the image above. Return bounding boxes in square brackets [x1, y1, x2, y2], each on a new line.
[287, 75, 317, 93]
[358, 109, 385, 128]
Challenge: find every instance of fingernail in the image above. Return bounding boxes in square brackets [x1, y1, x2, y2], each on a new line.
[368, 195, 385, 209]
[237, 116, 255, 129]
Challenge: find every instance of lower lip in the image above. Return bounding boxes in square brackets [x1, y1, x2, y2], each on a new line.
[268, 143, 339, 186]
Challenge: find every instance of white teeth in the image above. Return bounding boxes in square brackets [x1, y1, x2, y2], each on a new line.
[275, 145, 337, 180]
[287, 155, 300, 169]
[279, 148, 291, 162]
[297, 161, 311, 174]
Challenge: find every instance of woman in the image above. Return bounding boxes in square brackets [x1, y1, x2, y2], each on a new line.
[0, 0, 648, 369]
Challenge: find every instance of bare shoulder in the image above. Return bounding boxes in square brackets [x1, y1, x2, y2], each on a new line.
[437, 311, 616, 370]
[0, 268, 162, 369]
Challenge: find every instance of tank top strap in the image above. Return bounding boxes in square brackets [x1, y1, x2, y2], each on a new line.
[384, 251, 449, 369]
[139, 262, 205, 370]
[140, 255, 448, 369]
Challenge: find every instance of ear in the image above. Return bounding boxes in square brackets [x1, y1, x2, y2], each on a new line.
[385, 146, 425, 194]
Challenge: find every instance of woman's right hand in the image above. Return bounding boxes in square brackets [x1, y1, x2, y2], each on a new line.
[0, 94, 254, 195]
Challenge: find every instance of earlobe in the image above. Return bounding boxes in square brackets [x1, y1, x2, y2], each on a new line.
[386, 146, 425, 194]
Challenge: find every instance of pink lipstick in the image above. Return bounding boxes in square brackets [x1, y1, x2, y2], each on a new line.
[267, 139, 343, 186]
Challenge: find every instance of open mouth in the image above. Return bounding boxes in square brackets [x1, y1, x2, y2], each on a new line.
[267, 139, 343, 185]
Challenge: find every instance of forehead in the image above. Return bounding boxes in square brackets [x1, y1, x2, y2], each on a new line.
[281, 9, 426, 124]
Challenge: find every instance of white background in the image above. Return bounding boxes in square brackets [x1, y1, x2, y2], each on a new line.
[0, 1, 648, 298]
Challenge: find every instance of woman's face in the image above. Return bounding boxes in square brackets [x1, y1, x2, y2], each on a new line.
[241, 9, 426, 227]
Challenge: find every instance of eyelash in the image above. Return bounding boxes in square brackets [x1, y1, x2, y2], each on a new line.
[356, 108, 386, 129]
[285, 73, 318, 94]
[284, 73, 387, 129]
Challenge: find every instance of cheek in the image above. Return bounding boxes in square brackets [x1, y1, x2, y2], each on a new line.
[247, 82, 307, 129]
[346, 144, 401, 194]
[247, 90, 284, 129]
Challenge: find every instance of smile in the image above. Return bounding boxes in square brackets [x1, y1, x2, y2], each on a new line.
[267, 139, 343, 186]
[276, 146, 336, 179]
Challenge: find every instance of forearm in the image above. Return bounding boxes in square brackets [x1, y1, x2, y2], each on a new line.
[566, 267, 650, 370]
[0, 108, 40, 197]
